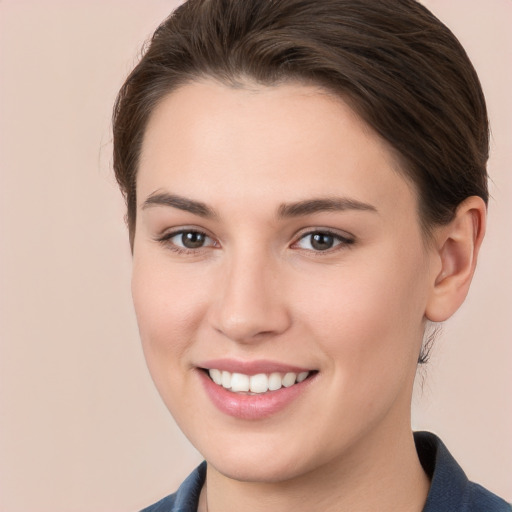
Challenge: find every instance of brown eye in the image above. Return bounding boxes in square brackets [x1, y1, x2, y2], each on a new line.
[310, 233, 335, 251]
[180, 231, 207, 248]
[295, 231, 353, 252]
[159, 229, 216, 251]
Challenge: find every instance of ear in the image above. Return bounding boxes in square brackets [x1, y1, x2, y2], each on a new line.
[425, 196, 486, 322]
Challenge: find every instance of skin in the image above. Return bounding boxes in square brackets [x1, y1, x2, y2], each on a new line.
[132, 80, 485, 512]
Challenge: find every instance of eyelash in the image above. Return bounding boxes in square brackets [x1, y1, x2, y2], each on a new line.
[155, 228, 355, 255]
[156, 229, 217, 255]
[292, 229, 355, 253]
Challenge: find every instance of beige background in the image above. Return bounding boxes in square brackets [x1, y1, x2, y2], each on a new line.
[0, 1, 510, 510]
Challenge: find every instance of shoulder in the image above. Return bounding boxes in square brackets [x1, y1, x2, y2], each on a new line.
[415, 431, 511, 512]
[467, 482, 512, 512]
[140, 493, 177, 512]
[140, 462, 207, 512]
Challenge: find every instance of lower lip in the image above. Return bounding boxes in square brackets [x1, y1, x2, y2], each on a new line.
[198, 370, 316, 420]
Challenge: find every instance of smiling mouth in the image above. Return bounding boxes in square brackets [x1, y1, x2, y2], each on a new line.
[204, 369, 316, 394]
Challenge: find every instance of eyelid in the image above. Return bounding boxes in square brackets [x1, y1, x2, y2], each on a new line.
[153, 225, 354, 254]
[155, 226, 219, 253]
[291, 228, 355, 251]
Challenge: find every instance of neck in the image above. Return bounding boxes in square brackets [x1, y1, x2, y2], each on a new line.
[201, 426, 430, 512]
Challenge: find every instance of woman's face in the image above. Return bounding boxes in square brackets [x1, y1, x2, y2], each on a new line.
[132, 80, 438, 482]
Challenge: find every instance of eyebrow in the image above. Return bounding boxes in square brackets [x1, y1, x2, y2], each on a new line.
[277, 197, 378, 217]
[142, 192, 217, 218]
[141, 192, 377, 219]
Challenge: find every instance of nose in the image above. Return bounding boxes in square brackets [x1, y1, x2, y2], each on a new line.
[208, 249, 291, 343]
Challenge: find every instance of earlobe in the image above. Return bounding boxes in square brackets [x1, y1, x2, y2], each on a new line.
[425, 196, 486, 322]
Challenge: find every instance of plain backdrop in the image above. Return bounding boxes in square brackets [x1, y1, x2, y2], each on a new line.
[0, 1, 511, 511]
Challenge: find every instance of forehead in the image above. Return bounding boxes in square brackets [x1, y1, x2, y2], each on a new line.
[137, 80, 417, 217]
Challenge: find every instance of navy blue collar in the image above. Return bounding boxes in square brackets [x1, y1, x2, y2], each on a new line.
[415, 431, 510, 511]
[141, 432, 510, 511]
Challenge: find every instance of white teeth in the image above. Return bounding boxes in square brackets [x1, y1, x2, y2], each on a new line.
[209, 368, 222, 385]
[208, 369, 311, 393]
[231, 373, 250, 392]
[221, 370, 232, 388]
[249, 373, 268, 393]
[268, 372, 282, 391]
[282, 372, 297, 387]
[297, 371, 309, 383]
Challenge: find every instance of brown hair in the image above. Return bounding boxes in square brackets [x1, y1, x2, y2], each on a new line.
[113, 0, 489, 248]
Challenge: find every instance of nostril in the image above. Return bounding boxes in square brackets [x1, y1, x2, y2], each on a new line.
[211, 307, 292, 343]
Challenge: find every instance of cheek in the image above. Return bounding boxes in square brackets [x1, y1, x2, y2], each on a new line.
[131, 254, 211, 374]
[296, 244, 429, 377]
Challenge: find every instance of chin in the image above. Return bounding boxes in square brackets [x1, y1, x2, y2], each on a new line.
[208, 454, 312, 484]
[195, 430, 331, 485]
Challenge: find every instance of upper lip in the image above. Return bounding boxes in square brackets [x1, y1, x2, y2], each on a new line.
[199, 358, 314, 375]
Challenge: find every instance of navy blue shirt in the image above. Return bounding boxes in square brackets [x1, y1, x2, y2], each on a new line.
[141, 432, 511, 511]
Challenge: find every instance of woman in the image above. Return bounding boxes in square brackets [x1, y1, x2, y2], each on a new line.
[112, 0, 510, 510]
